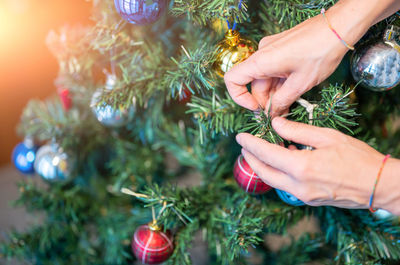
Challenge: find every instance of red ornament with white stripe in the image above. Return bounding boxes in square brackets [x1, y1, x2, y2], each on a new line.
[131, 223, 174, 265]
[233, 155, 272, 195]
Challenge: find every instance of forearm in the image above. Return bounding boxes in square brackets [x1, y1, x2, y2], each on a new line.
[375, 158, 400, 215]
[327, 0, 400, 48]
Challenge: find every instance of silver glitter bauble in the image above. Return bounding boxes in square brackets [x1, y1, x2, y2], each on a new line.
[351, 41, 400, 91]
[91, 90, 135, 128]
[34, 144, 72, 182]
[90, 75, 135, 128]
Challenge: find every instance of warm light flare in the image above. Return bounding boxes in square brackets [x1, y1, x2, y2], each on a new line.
[0, 7, 13, 45]
[0, 0, 91, 165]
[0, 1, 29, 52]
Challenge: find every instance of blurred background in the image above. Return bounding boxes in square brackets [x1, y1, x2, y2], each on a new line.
[1, 2, 92, 263]
[0, 0, 92, 166]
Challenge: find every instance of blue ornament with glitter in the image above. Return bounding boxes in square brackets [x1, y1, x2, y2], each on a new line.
[276, 189, 305, 206]
[12, 139, 38, 174]
[114, 0, 167, 25]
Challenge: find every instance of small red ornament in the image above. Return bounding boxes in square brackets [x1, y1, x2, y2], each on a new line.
[131, 223, 174, 264]
[179, 86, 192, 104]
[58, 87, 72, 111]
[233, 155, 272, 195]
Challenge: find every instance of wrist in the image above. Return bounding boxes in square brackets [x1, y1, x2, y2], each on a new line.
[326, 0, 376, 48]
[373, 158, 400, 215]
[325, 0, 400, 48]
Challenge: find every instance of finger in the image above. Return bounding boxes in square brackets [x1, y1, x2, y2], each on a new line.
[270, 73, 313, 117]
[224, 52, 284, 111]
[251, 79, 271, 108]
[242, 149, 294, 191]
[264, 78, 285, 115]
[236, 133, 302, 175]
[224, 55, 265, 110]
[273, 78, 285, 91]
[272, 117, 333, 148]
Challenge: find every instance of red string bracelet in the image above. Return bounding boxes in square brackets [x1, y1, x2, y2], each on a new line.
[369, 154, 391, 213]
[321, 8, 355, 50]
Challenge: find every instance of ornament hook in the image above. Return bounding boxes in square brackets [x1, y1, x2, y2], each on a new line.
[384, 25, 400, 53]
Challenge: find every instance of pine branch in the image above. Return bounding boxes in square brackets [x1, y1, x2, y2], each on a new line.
[123, 184, 310, 263]
[96, 210, 146, 265]
[318, 207, 400, 264]
[166, 44, 216, 100]
[14, 181, 98, 222]
[171, 0, 249, 25]
[93, 43, 169, 109]
[107, 138, 167, 193]
[166, 221, 199, 265]
[218, 196, 265, 261]
[272, 234, 324, 265]
[187, 91, 247, 143]
[240, 109, 283, 144]
[259, 0, 337, 34]
[18, 98, 103, 150]
[291, 84, 359, 133]
[1, 224, 95, 265]
[156, 121, 221, 171]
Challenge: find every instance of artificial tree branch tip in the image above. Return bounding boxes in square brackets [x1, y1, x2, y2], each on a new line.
[121, 188, 149, 198]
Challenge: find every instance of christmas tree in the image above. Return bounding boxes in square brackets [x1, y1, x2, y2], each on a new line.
[2, 0, 400, 264]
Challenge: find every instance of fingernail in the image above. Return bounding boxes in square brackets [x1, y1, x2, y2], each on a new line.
[241, 148, 248, 156]
[236, 134, 243, 145]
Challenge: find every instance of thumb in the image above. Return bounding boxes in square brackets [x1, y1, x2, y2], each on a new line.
[272, 117, 331, 148]
[270, 73, 311, 117]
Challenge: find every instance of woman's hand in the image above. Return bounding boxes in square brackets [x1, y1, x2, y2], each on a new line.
[236, 117, 400, 214]
[224, 0, 400, 117]
[224, 13, 349, 117]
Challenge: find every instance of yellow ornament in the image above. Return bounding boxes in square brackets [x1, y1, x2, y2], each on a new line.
[214, 30, 256, 77]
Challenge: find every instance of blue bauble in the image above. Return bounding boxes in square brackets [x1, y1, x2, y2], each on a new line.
[276, 189, 305, 206]
[12, 142, 37, 174]
[114, 0, 167, 25]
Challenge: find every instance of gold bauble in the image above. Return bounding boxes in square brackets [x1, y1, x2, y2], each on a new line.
[214, 30, 256, 77]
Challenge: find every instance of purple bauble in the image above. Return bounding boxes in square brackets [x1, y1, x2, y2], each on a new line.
[114, 0, 167, 25]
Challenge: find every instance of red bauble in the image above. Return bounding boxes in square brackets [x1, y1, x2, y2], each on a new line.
[131, 224, 174, 265]
[58, 87, 72, 111]
[233, 155, 272, 195]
